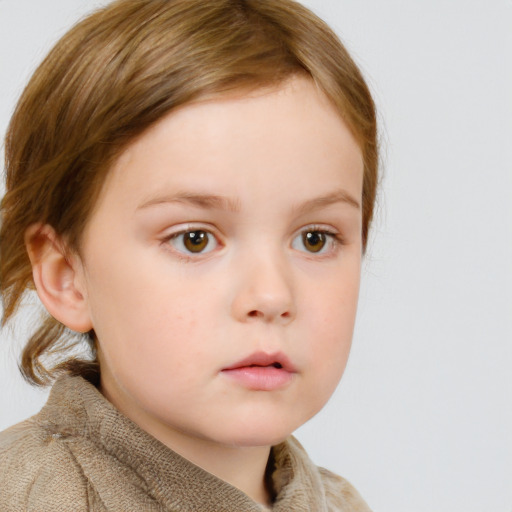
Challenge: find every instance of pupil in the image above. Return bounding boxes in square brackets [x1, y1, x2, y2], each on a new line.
[184, 231, 208, 252]
[304, 231, 325, 253]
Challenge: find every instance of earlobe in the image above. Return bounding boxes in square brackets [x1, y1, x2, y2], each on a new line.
[25, 224, 93, 333]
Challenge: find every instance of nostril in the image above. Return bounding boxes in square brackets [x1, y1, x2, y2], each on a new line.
[244, 308, 293, 322]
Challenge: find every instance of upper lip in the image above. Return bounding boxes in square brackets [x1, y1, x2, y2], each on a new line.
[222, 351, 297, 372]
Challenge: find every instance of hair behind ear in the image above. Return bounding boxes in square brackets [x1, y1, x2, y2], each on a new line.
[19, 315, 99, 387]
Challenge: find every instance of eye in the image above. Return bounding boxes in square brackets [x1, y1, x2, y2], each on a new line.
[167, 229, 218, 255]
[292, 228, 341, 254]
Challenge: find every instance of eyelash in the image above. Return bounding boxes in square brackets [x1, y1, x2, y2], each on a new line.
[161, 225, 344, 260]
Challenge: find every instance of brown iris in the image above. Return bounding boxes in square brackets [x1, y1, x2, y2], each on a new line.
[303, 231, 326, 253]
[183, 231, 209, 253]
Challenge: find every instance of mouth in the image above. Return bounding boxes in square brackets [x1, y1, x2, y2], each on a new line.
[221, 351, 297, 391]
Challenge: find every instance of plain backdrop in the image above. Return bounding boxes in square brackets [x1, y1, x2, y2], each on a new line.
[0, 1, 511, 511]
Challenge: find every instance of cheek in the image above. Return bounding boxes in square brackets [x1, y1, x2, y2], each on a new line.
[309, 263, 360, 333]
[96, 284, 222, 384]
[303, 268, 360, 393]
[309, 304, 354, 379]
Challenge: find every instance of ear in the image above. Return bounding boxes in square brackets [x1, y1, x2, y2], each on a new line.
[25, 224, 93, 333]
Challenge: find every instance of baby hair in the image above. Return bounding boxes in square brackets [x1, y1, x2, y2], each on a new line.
[0, 0, 377, 386]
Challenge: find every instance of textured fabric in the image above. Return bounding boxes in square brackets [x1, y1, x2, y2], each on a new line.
[0, 376, 371, 512]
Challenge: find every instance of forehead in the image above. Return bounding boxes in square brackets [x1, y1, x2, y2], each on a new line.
[93, 76, 363, 215]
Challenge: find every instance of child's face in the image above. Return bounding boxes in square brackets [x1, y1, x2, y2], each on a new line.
[76, 76, 363, 449]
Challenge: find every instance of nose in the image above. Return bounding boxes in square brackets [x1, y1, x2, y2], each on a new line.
[230, 251, 296, 325]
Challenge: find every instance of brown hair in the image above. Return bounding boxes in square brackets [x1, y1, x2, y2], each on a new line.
[0, 0, 378, 386]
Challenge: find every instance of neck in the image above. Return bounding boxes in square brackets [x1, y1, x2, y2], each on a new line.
[150, 427, 273, 506]
[181, 441, 274, 506]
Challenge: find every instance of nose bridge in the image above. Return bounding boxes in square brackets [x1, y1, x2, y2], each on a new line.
[231, 240, 295, 324]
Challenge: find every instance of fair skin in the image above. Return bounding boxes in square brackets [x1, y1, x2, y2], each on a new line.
[28, 76, 363, 506]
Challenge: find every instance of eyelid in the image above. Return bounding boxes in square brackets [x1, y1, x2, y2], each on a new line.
[296, 223, 343, 239]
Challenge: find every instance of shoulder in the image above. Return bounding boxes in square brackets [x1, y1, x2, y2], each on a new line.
[0, 416, 91, 512]
[317, 466, 372, 512]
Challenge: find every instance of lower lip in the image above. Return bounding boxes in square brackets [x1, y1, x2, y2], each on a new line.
[221, 366, 295, 391]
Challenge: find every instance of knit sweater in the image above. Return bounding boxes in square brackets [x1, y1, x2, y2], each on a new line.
[0, 375, 372, 511]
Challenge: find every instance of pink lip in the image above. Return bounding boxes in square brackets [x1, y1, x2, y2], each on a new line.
[221, 351, 297, 391]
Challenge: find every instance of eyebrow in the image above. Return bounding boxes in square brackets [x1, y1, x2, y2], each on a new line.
[137, 189, 360, 214]
[138, 192, 242, 213]
[292, 189, 361, 215]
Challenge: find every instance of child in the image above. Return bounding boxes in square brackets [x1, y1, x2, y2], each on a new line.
[0, 0, 377, 510]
